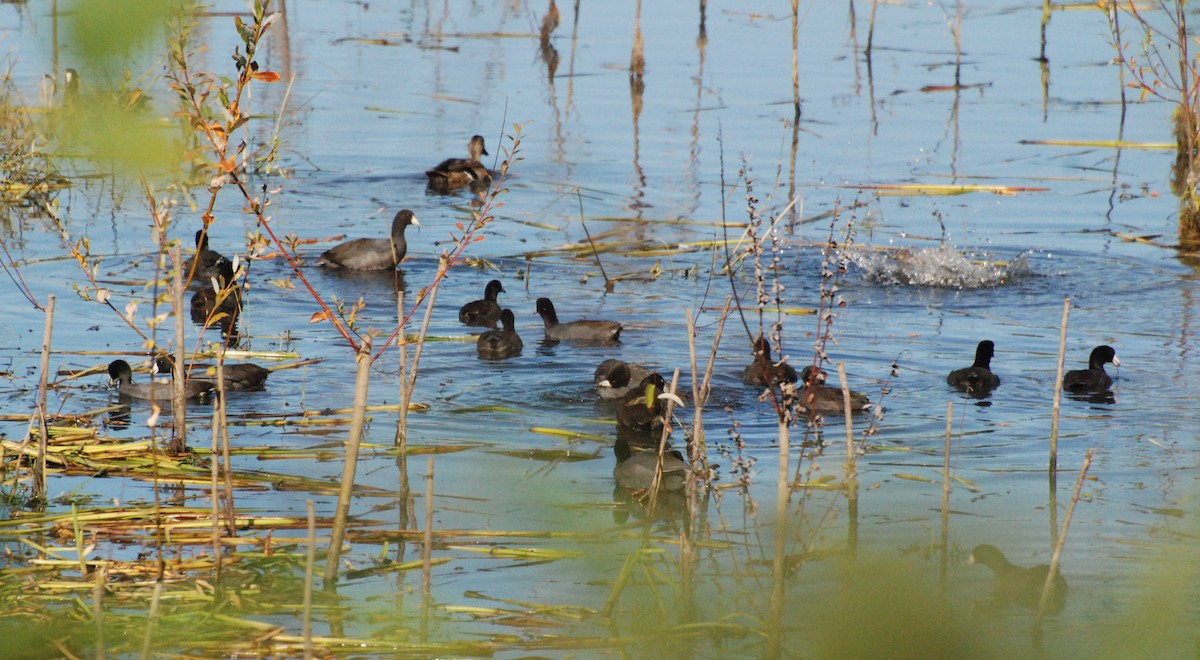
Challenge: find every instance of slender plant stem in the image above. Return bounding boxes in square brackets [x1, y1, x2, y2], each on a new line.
[941, 400, 953, 586]
[1036, 448, 1093, 629]
[1049, 298, 1070, 474]
[323, 337, 373, 586]
[139, 580, 162, 660]
[421, 455, 435, 643]
[217, 352, 236, 536]
[304, 499, 316, 660]
[171, 247, 187, 454]
[34, 294, 54, 499]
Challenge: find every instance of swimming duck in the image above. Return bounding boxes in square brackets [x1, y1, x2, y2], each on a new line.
[1062, 345, 1118, 394]
[741, 336, 798, 387]
[317, 210, 420, 270]
[968, 544, 1067, 613]
[108, 359, 213, 401]
[798, 365, 871, 414]
[157, 357, 269, 392]
[476, 309, 523, 360]
[595, 359, 651, 400]
[190, 258, 241, 329]
[535, 297, 622, 343]
[947, 340, 1000, 395]
[182, 228, 228, 284]
[459, 279, 505, 328]
[425, 135, 492, 189]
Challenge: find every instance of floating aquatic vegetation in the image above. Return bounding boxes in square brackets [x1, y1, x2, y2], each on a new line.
[850, 244, 1035, 289]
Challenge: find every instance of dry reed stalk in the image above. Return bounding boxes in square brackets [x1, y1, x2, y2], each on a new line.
[766, 405, 789, 660]
[421, 455, 435, 643]
[790, 0, 800, 119]
[171, 246, 187, 454]
[93, 565, 106, 660]
[866, 0, 878, 55]
[838, 363, 856, 488]
[1036, 448, 1093, 630]
[401, 254, 448, 429]
[304, 499, 316, 660]
[217, 353, 236, 537]
[34, 294, 54, 499]
[1049, 298, 1070, 474]
[396, 289, 408, 444]
[941, 400, 953, 585]
[646, 369, 682, 516]
[140, 580, 162, 660]
[209, 399, 222, 570]
[323, 337, 373, 586]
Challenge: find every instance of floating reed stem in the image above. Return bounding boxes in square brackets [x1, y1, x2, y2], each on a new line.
[1049, 298, 1070, 474]
[34, 294, 55, 499]
[170, 246, 187, 454]
[1037, 448, 1093, 630]
[304, 499, 316, 660]
[324, 336, 373, 586]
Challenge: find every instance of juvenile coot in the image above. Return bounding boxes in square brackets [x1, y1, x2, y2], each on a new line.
[741, 336, 798, 387]
[459, 279, 505, 328]
[1062, 345, 1119, 394]
[182, 228, 228, 284]
[798, 365, 871, 414]
[968, 544, 1067, 613]
[535, 297, 621, 343]
[476, 309, 523, 360]
[425, 135, 492, 189]
[317, 210, 419, 270]
[947, 340, 1000, 395]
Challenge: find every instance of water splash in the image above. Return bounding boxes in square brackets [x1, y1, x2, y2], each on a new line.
[851, 244, 1035, 289]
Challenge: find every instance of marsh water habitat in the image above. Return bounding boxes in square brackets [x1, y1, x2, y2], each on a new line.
[0, 0, 1199, 657]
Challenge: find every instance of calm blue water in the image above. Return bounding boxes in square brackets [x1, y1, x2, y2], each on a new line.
[0, 1, 1197, 656]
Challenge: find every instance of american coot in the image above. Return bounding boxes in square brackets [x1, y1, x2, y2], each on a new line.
[182, 228, 228, 284]
[425, 135, 492, 189]
[535, 298, 622, 343]
[317, 210, 420, 270]
[613, 435, 689, 492]
[157, 357, 269, 392]
[595, 359, 651, 400]
[190, 258, 241, 329]
[617, 373, 670, 433]
[947, 340, 1000, 395]
[459, 279, 505, 328]
[108, 359, 213, 401]
[798, 365, 872, 414]
[1062, 345, 1119, 394]
[741, 336, 798, 386]
[968, 544, 1067, 613]
[476, 309, 523, 360]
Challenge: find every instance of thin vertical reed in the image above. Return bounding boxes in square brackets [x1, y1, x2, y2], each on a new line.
[838, 363, 856, 487]
[170, 247, 187, 454]
[941, 401, 953, 586]
[646, 369, 682, 515]
[403, 255, 448, 421]
[866, 0, 878, 56]
[766, 407, 789, 660]
[34, 294, 54, 499]
[397, 289, 408, 444]
[304, 499, 316, 660]
[420, 455, 435, 642]
[1036, 448, 1093, 630]
[217, 354, 236, 536]
[93, 566, 106, 660]
[139, 580, 162, 660]
[323, 337, 373, 586]
[210, 399, 222, 569]
[1049, 298, 1070, 474]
